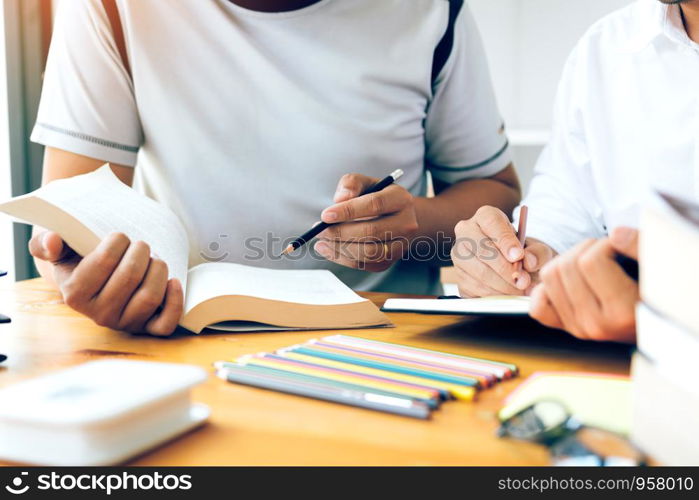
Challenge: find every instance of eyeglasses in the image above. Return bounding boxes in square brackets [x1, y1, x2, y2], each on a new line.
[497, 400, 646, 466]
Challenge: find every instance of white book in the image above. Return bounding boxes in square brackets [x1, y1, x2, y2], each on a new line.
[382, 296, 530, 316]
[636, 303, 699, 398]
[631, 353, 699, 466]
[0, 166, 391, 333]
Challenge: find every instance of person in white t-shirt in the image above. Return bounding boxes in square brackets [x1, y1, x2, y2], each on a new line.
[29, 0, 521, 336]
[451, 0, 699, 343]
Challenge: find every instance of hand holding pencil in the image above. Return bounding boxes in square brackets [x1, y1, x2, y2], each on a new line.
[286, 170, 419, 272]
[451, 205, 556, 297]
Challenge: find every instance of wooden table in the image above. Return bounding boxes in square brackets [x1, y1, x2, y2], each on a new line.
[0, 279, 632, 466]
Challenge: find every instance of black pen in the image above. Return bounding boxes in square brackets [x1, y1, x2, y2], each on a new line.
[615, 254, 639, 282]
[281, 169, 405, 256]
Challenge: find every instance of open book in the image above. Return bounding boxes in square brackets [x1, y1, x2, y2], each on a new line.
[0, 166, 391, 333]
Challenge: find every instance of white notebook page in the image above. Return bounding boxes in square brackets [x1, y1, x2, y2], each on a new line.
[382, 296, 531, 315]
[185, 262, 365, 314]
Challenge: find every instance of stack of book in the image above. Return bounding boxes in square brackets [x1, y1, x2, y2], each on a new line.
[633, 193, 699, 465]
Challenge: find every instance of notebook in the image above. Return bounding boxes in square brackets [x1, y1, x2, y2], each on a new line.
[499, 372, 632, 435]
[0, 166, 391, 333]
[382, 296, 531, 316]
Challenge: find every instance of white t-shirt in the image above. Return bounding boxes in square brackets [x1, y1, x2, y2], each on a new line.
[515, 0, 699, 255]
[33, 0, 511, 294]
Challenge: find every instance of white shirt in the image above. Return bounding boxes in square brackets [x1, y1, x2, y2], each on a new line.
[32, 0, 511, 294]
[517, 0, 699, 254]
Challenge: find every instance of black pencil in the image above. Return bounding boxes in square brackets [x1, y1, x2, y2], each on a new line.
[281, 169, 405, 256]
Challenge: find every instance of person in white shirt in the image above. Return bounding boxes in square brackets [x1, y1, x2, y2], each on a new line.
[29, 0, 521, 336]
[452, 0, 699, 343]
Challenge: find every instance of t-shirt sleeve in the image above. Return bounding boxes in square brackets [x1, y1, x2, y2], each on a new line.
[31, 0, 142, 166]
[513, 45, 606, 255]
[424, 3, 512, 184]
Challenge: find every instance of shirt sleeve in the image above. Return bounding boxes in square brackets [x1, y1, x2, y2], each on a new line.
[424, 3, 512, 184]
[30, 0, 142, 166]
[513, 45, 606, 255]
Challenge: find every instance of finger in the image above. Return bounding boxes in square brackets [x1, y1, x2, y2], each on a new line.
[579, 239, 639, 306]
[314, 239, 406, 272]
[60, 232, 131, 308]
[522, 239, 556, 273]
[319, 209, 414, 242]
[455, 219, 524, 288]
[558, 240, 604, 333]
[539, 259, 583, 337]
[451, 237, 525, 295]
[29, 231, 75, 263]
[144, 278, 184, 337]
[473, 206, 524, 263]
[314, 239, 399, 269]
[91, 241, 151, 327]
[478, 237, 530, 291]
[609, 226, 639, 260]
[322, 185, 410, 223]
[333, 173, 378, 203]
[454, 267, 513, 298]
[119, 258, 169, 332]
[529, 284, 564, 330]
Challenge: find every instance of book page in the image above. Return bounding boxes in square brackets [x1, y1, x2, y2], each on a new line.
[0, 165, 189, 288]
[185, 262, 365, 314]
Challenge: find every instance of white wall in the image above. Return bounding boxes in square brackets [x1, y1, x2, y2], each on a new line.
[469, 0, 633, 189]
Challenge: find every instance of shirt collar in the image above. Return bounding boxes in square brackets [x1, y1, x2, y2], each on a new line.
[624, 0, 691, 53]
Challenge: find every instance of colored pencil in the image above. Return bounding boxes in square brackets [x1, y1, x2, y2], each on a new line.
[514, 205, 528, 277]
[310, 340, 494, 387]
[237, 354, 441, 403]
[215, 361, 437, 406]
[287, 345, 480, 388]
[217, 365, 431, 419]
[325, 335, 517, 378]
[276, 351, 477, 401]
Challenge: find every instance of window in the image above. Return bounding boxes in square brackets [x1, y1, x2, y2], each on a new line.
[0, 0, 51, 281]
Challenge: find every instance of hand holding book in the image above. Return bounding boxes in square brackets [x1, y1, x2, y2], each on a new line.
[28, 230, 183, 336]
[0, 166, 390, 336]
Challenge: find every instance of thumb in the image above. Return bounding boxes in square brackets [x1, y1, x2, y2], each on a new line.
[333, 173, 377, 203]
[28, 231, 73, 263]
[610, 226, 639, 260]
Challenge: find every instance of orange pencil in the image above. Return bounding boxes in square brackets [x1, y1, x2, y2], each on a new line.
[514, 205, 528, 279]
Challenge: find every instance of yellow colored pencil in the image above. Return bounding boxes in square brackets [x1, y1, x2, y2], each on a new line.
[236, 355, 439, 402]
[279, 351, 476, 402]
